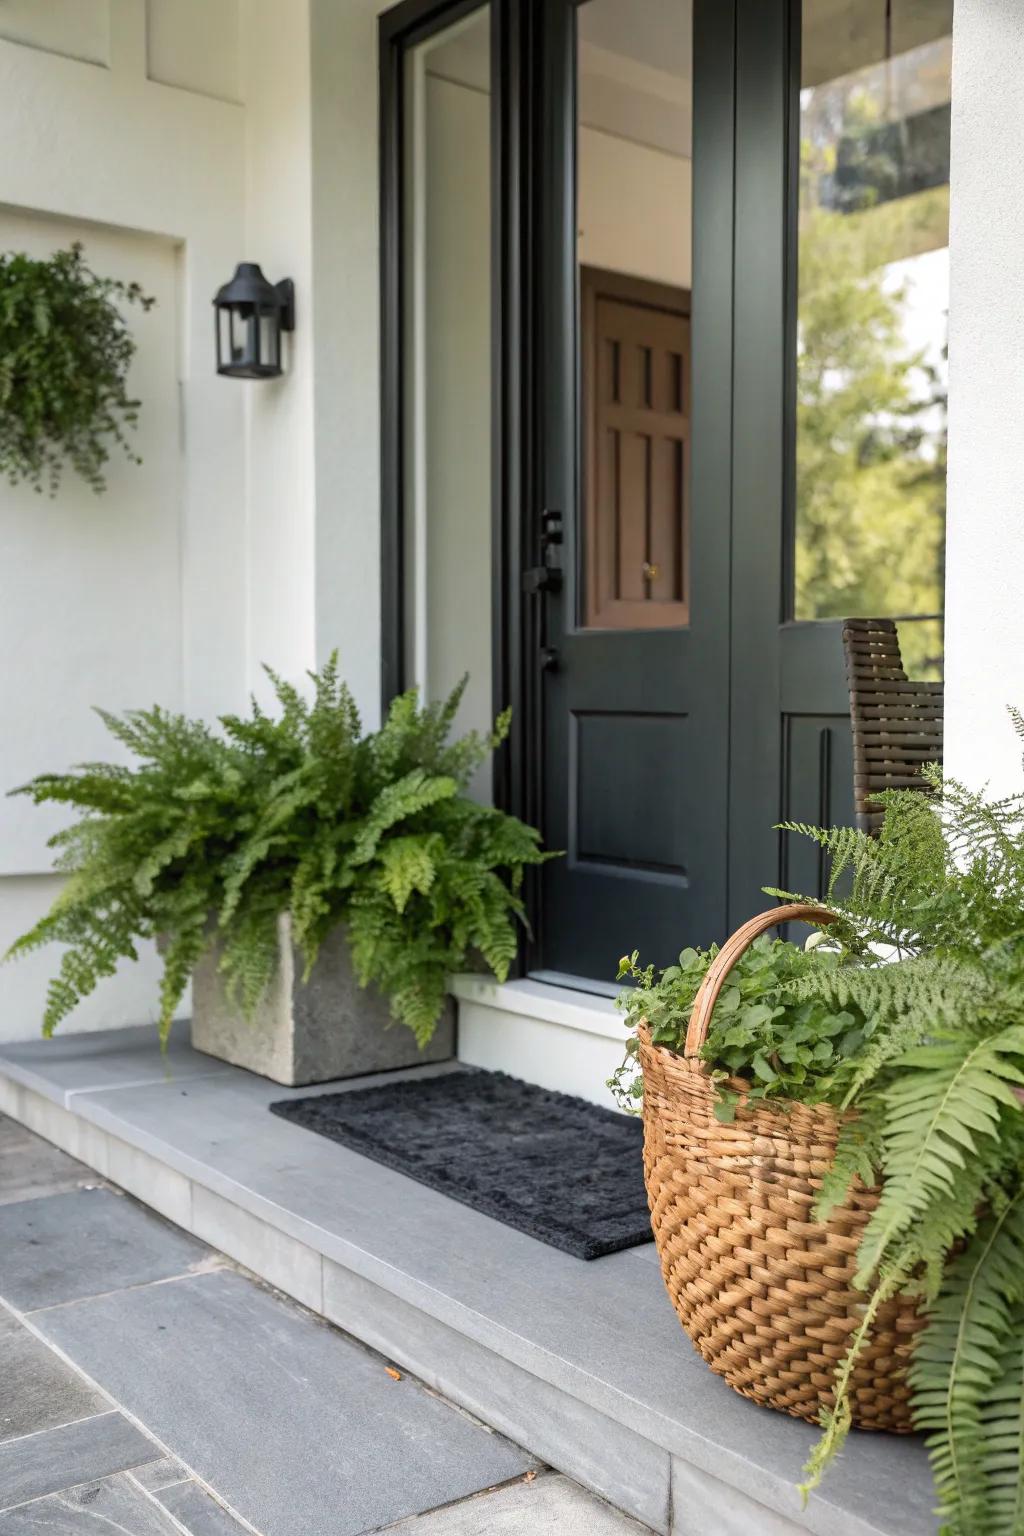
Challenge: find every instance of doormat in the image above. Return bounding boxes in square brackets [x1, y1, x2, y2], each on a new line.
[269, 1069, 651, 1260]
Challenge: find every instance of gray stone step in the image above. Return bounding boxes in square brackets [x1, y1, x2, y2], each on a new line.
[0, 1025, 938, 1536]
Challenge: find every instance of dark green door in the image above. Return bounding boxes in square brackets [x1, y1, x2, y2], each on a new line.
[526, 0, 950, 981]
[530, 0, 736, 981]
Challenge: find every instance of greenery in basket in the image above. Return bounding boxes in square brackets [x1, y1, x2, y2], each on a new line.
[0, 243, 154, 495]
[612, 717, 1024, 1536]
[4, 655, 551, 1045]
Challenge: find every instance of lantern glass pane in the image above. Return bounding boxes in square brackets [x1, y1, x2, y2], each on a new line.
[260, 312, 278, 370]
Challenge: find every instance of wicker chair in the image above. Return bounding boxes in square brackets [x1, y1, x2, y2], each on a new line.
[842, 618, 944, 835]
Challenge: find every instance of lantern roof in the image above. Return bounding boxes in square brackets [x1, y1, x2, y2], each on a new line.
[213, 262, 281, 312]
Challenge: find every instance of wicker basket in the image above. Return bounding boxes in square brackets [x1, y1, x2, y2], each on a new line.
[640, 903, 922, 1430]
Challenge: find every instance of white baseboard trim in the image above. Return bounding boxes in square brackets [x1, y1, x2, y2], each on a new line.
[449, 975, 629, 1108]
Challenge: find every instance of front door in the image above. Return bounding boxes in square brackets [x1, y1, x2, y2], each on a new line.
[530, 0, 735, 980]
[525, 0, 951, 982]
[376, 0, 952, 988]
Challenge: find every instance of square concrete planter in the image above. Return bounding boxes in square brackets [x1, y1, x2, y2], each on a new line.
[191, 914, 455, 1086]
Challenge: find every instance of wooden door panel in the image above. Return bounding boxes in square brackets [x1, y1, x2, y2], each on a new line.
[650, 436, 686, 604]
[582, 268, 691, 630]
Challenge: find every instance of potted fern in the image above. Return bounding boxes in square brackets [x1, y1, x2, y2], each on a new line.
[5, 655, 549, 1085]
[613, 724, 1024, 1536]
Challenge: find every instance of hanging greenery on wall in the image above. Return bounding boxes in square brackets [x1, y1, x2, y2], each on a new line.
[0, 242, 155, 496]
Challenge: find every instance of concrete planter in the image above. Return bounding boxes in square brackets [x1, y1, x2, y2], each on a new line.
[191, 913, 455, 1086]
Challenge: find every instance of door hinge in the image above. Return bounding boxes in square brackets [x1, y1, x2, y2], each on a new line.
[522, 565, 564, 594]
[522, 508, 564, 594]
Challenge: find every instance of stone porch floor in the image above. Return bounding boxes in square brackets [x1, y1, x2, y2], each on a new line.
[0, 1025, 938, 1535]
[0, 1114, 642, 1534]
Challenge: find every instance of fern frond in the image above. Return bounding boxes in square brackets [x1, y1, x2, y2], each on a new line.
[377, 835, 439, 913]
[813, 1102, 884, 1221]
[800, 1265, 909, 1499]
[979, 1314, 1024, 1536]
[911, 1195, 1024, 1536]
[855, 1030, 1024, 1290]
[349, 770, 458, 866]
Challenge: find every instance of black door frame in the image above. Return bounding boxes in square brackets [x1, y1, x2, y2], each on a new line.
[379, 0, 810, 970]
[379, 0, 542, 975]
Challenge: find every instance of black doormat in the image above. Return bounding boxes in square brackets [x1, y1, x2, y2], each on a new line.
[269, 1069, 650, 1260]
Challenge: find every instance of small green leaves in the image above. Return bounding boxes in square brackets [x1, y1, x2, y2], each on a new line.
[0, 242, 155, 495]
[610, 931, 865, 1116]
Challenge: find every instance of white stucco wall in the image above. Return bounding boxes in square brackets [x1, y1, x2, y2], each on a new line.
[310, 0, 390, 728]
[944, 0, 1024, 795]
[0, 0, 333, 1042]
[0, 1, 248, 1040]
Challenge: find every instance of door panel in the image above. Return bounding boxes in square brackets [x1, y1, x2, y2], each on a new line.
[517, 0, 951, 981]
[533, 0, 734, 981]
[728, 0, 951, 925]
[582, 268, 691, 629]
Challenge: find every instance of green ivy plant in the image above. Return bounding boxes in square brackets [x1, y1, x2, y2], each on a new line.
[0, 242, 154, 495]
[4, 655, 551, 1045]
[614, 716, 1024, 1536]
[612, 938, 868, 1121]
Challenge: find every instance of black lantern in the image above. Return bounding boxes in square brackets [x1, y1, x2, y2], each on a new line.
[213, 263, 295, 379]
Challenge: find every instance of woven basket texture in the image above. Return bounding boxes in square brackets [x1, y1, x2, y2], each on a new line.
[639, 906, 924, 1430]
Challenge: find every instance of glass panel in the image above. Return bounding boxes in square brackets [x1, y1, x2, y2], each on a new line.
[577, 0, 692, 631]
[401, 5, 492, 794]
[795, 0, 952, 680]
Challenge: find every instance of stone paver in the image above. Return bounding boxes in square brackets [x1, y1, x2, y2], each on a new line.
[0, 1413, 158, 1512]
[0, 1114, 623, 1536]
[0, 1308, 107, 1441]
[36, 1265, 535, 1536]
[0, 1471, 184, 1534]
[380, 1472, 649, 1533]
[0, 1187, 207, 1311]
[0, 1116, 92, 1207]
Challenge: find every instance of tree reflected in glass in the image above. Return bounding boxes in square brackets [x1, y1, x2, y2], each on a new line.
[794, 15, 951, 681]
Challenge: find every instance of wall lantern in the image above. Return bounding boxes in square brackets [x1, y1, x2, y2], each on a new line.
[213, 262, 294, 379]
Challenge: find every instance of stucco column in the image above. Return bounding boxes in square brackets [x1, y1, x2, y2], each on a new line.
[944, 0, 1024, 793]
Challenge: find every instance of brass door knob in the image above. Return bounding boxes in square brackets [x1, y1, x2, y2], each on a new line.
[642, 562, 660, 581]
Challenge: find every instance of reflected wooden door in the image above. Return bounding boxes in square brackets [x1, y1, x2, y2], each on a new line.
[582, 268, 691, 630]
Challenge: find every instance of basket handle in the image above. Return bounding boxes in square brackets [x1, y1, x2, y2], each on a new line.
[683, 904, 838, 1058]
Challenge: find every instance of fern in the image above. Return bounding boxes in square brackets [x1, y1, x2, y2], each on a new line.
[854, 1031, 1024, 1289]
[770, 722, 1024, 1531]
[978, 1312, 1024, 1536]
[813, 1100, 884, 1222]
[911, 1195, 1024, 1535]
[5, 655, 553, 1048]
[799, 1261, 911, 1498]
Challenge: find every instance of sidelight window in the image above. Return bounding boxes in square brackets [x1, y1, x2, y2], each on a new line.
[400, 4, 493, 785]
[793, 0, 953, 679]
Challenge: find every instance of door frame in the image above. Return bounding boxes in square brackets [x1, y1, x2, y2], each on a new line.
[378, 0, 541, 974]
[379, 0, 809, 970]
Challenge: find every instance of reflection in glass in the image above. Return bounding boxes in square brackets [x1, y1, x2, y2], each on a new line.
[795, 2, 952, 678]
[401, 6, 492, 793]
[576, 0, 692, 631]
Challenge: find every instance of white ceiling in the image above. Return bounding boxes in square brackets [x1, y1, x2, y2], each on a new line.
[422, 0, 952, 165]
[802, 0, 953, 88]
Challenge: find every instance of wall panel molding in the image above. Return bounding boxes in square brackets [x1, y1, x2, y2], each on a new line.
[0, 0, 109, 68]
